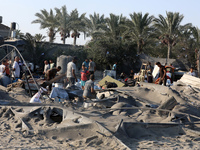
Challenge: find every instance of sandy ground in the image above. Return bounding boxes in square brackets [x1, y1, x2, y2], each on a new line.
[1, 78, 200, 149]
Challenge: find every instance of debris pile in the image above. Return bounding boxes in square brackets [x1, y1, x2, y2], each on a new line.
[1, 74, 200, 149]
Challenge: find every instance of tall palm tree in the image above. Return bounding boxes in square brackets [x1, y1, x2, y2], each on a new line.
[32, 9, 58, 43]
[68, 9, 86, 45]
[192, 27, 200, 50]
[85, 12, 106, 40]
[123, 12, 154, 54]
[105, 13, 126, 40]
[55, 5, 70, 44]
[154, 12, 190, 61]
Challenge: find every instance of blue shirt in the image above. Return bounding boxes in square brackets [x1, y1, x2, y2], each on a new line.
[82, 61, 89, 70]
[112, 64, 117, 70]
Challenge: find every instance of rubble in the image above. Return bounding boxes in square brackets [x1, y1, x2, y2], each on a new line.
[2, 72, 200, 149]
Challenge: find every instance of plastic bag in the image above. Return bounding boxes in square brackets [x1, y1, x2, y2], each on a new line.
[30, 87, 47, 103]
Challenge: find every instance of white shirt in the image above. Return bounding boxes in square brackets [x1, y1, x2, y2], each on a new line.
[0, 64, 6, 75]
[67, 61, 76, 78]
[44, 64, 50, 73]
[12, 61, 20, 78]
[188, 71, 196, 77]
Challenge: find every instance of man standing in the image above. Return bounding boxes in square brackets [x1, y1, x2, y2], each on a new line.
[46, 66, 61, 91]
[49, 60, 55, 69]
[0, 60, 6, 76]
[89, 58, 96, 75]
[112, 62, 117, 71]
[156, 62, 167, 86]
[5, 58, 10, 76]
[66, 56, 78, 88]
[82, 58, 89, 70]
[146, 62, 153, 83]
[43, 60, 50, 79]
[12, 56, 20, 80]
[83, 74, 96, 99]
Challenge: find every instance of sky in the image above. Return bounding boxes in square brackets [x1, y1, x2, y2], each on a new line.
[1, 0, 200, 45]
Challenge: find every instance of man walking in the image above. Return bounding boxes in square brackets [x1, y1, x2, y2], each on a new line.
[66, 56, 78, 88]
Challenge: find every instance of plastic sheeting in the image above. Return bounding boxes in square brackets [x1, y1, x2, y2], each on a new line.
[49, 87, 69, 100]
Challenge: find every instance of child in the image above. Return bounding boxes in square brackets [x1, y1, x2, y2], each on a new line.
[81, 65, 90, 90]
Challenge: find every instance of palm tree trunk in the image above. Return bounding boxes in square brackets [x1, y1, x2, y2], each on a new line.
[137, 42, 140, 54]
[63, 38, 66, 44]
[167, 43, 172, 64]
[73, 36, 77, 45]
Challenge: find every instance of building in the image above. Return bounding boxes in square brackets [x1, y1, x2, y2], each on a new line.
[0, 23, 10, 39]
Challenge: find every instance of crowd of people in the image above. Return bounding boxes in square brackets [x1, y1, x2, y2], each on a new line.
[42, 57, 96, 100]
[0, 54, 198, 100]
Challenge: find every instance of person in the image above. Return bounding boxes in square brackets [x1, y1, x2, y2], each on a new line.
[49, 59, 55, 69]
[0, 60, 6, 76]
[12, 56, 20, 80]
[188, 67, 196, 76]
[18, 58, 24, 78]
[83, 74, 96, 99]
[125, 75, 135, 86]
[43, 60, 50, 78]
[82, 59, 89, 70]
[88, 58, 96, 75]
[81, 64, 90, 90]
[112, 62, 117, 71]
[66, 56, 78, 88]
[46, 66, 61, 91]
[5, 58, 10, 77]
[120, 72, 126, 82]
[146, 62, 153, 83]
[156, 62, 167, 86]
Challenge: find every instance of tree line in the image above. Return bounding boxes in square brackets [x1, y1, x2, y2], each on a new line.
[17, 5, 200, 70]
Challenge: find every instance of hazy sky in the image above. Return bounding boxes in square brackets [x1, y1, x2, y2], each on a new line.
[1, 0, 200, 45]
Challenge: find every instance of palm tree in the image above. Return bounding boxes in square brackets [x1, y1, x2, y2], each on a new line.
[68, 9, 86, 45]
[105, 13, 126, 40]
[154, 12, 190, 61]
[55, 5, 70, 44]
[123, 12, 154, 54]
[85, 12, 106, 40]
[32, 9, 58, 43]
[15, 30, 24, 39]
[34, 34, 46, 42]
